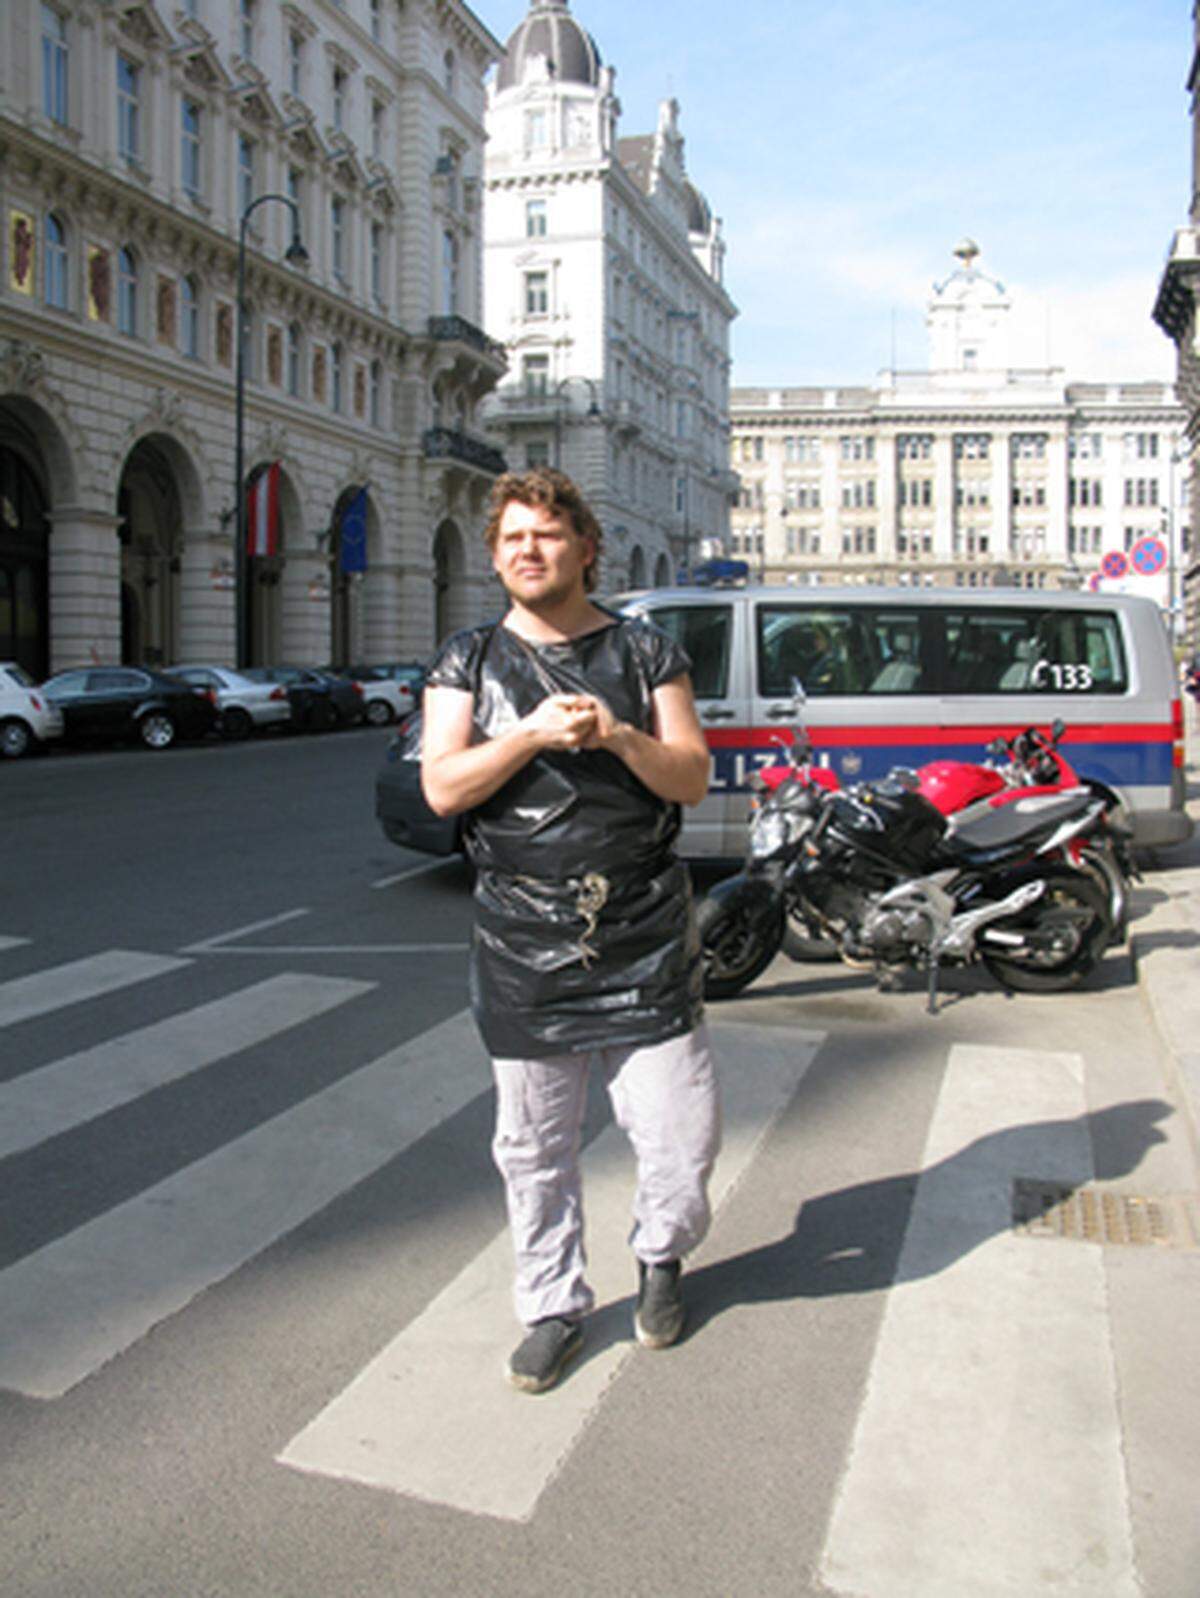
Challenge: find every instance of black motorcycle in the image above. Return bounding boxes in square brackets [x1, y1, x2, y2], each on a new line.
[698, 752, 1114, 1011]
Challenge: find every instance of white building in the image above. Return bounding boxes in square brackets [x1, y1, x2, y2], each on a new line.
[481, 0, 737, 590]
[0, 0, 506, 679]
[732, 242, 1187, 611]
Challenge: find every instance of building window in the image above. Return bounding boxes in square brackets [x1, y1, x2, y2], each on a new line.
[525, 109, 547, 149]
[522, 354, 549, 396]
[524, 271, 548, 316]
[288, 31, 304, 97]
[286, 322, 302, 396]
[180, 274, 199, 357]
[44, 212, 68, 309]
[526, 198, 547, 237]
[181, 99, 202, 199]
[442, 230, 459, 314]
[330, 343, 343, 412]
[370, 99, 385, 161]
[331, 196, 346, 278]
[840, 435, 874, 462]
[370, 222, 384, 300]
[370, 0, 382, 42]
[332, 67, 347, 132]
[239, 0, 255, 61]
[238, 136, 256, 215]
[444, 50, 456, 95]
[117, 246, 138, 336]
[369, 359, 382, 427]
[117, 55, 140, 164]
[42, 6, 68, 126]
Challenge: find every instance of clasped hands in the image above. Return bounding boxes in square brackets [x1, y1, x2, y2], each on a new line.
[523, 691, 622, 752]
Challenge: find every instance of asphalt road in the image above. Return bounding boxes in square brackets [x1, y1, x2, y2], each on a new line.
[2, 730, 1198, 1597]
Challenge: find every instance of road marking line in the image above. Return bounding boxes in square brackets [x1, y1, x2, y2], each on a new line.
[0, 951, 189, 1029]
[819, 1044, 1139, 1598]
[0, 974, 374, 1161]
[278, 1022, 826, 1522]
[0, 936, 30, 952]
[194, 943, 470, 956]
[371, 859, 460, 890]
[0, 1010, 490, 1399]
[179, 908, 311, 954]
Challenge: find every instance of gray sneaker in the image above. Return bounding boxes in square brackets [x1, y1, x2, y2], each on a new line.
[507, 1317, 584, 1394]
[634, 1259, 685, 1349]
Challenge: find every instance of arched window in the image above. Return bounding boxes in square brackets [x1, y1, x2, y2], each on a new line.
[442, 230, 459, 316]
[44, 212, 68, 309]
[117, 245, 137, 335]
[180, 274, 199, 357]
[330, 342, 343, 412]
[287, 321, 302, 397]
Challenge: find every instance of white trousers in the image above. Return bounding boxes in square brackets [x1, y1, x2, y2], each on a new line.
[491, 1024, 721, 1326]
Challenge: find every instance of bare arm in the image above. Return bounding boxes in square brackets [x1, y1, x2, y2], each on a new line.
[420, 684, 597, 817]
[580, 675, 711, 807]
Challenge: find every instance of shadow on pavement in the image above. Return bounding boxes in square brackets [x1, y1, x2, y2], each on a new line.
[684, 1097, 1173, 1322]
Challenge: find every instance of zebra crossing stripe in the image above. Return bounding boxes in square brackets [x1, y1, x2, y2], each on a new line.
[0, 950, 189, 1029]
[0, 1010, 490, 1399]
[0, 974, 375, 1162]
[819, 1045, 1139, 1597]
[278, 1022, 825, 1522]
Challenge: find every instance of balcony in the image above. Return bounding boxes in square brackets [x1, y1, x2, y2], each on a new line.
[427, 315, 507, 368]
[422, 427, 507, 476]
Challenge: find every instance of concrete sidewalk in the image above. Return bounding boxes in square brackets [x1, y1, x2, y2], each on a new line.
[1132, 715, 1200, 1164]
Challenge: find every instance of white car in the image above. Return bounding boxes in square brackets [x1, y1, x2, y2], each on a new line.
[167, 664, 293, 740]
[0, 661, 64, 758]
[332, 668, 416, 727]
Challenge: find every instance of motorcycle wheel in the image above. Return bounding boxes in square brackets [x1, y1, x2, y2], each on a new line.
[696, 895, 784, 1000]
[980, 867, 1111, 994]
[1077, 845, 1129, 944]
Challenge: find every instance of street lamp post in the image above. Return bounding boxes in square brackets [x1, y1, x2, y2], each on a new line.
[552, 376, 601, 471]
[1165, 440, 1191, 647]
[234, 193, 308, 669]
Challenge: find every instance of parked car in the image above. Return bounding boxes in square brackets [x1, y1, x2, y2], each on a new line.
[166, 665, 293, 740]
[326, 665, 416, 727]
[375, 719, 461, 855]
[241, 666, 363, 730]
[0, 661, 64, 758]
[357, 661, 427, 704]
[39, 666, 218, 750]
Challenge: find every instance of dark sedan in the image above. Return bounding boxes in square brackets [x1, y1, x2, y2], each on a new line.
[375, 720, 461, 856]
[241, 666, 363, 731]
[40, 666, 219, 750]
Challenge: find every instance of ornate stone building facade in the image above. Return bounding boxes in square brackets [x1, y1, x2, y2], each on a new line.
[732, 244, 1186, 614]
[1153, 5, 1200, 660]
[481, 0, 737, 591]
[0, 0, 505, 678]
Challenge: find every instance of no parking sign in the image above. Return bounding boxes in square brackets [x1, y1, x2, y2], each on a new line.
[1130, 537, 1167, 577]
[1100, 549, 1129, 580]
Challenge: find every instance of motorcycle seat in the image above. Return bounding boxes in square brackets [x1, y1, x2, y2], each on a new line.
[940, 790, 1096, 864]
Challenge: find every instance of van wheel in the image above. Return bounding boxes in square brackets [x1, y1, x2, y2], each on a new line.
[0, 718, 33, 759]
[365, 698, 393, 726]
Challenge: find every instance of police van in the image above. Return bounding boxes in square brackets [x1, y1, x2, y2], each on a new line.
[613, 586, 1192, 857]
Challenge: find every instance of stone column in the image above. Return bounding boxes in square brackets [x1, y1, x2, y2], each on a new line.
[991, 431, 1013, 562]
[932, 435, 955, 559]
[876, 432, 898, 563]
[48, 506, 122, 670]
[177, 528, 236, 663]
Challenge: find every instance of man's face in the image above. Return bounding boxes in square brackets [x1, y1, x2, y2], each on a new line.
[492, 499, 594, 608]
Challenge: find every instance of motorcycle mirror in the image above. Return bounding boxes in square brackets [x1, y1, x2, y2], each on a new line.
[892, 767, 920, 790]
[789, 676, 808, 708]
[1051, 716, 1065, 742]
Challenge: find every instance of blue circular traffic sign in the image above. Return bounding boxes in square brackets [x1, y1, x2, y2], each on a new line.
[1130, 537, 1167, 576]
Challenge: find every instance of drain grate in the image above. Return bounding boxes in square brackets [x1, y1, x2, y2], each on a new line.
[1012, 1180, 1199, 1250]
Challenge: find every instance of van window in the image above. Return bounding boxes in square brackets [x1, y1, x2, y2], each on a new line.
[645, 604, 732, 699]
[943, 607, 1127, 694]
[757, 604, 928, 696]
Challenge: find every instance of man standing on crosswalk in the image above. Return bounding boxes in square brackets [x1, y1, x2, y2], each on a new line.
[421, 466, 721, 1394]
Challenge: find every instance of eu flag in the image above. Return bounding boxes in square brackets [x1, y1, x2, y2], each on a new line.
[339, 488, 368, 574]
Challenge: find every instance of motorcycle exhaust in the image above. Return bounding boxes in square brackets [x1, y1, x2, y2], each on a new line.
[937, 878, 1046, 958]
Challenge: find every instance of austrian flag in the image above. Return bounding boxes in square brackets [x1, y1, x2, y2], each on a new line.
[246, 462, 280, 557]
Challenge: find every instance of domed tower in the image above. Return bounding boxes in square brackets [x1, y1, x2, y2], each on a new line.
[926, 239, 1012, 373]
[495, 0, 603, 93]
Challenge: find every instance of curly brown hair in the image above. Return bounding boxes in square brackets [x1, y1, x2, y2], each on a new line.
[483, 467, 603, 592]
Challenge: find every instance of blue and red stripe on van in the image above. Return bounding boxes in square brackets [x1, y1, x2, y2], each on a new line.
[704, 720, 1177, 793]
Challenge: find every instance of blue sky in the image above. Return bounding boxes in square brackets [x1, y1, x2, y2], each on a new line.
[484, 0, 1190, 387]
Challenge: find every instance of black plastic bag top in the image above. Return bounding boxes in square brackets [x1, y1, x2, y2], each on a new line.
[426, 614, 692, 884]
